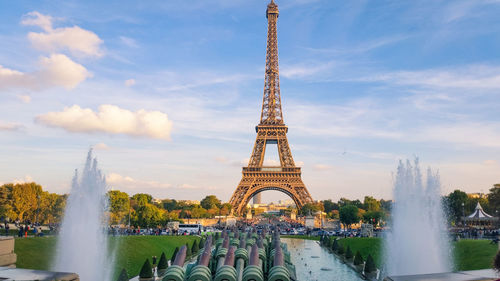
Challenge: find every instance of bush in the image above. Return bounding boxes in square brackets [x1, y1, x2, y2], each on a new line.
[365, 254, 377, 273]
[186, 243, 192, 256]
[116, 268, 128, 281]
[171, 247, 179, 263]
[192, 239, 200, 253]
[353, 251, 364, 265]
[215, 232, 220, 240]
[337, 243, 345, 255]
[345, 245, 353, 259]
[139, 258, 153, 278]
[331, 239, 338, 252]
[158, 252, 168, 270]
[325, 237, 332, 248]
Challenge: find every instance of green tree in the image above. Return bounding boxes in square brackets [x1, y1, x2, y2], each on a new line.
[192, 239, 199, 253]
[162, 199, 178, 211]
[362, 211, 384, 226]
[331, 239, 338, 252]
[337, 243, 345, 255]
[363, 196, 380, 212]
[339, 205, 359, 229]
[108, 190, 130, 224]
[220, 203, 233, 216]
[11, 182, 42, 221]
[157, 252, 168, 270]
[353, 251, 364, 265]
[139, 259, 153, 278]
[322, 200, 338, 214]
[364, 254, 377, 273]
[488, 184, 500, 213]
[200, 195, 221, 210]
[345, 245, 353, 259]
[134, 204, 163, 227]
[116, 268, 128, 281]
[0, 184, 13, 220]
[380, 199, 392, 213]
[190, 205, 208, 218]
[132, 193, 153, 207]
[445, 190, 468, 224]
[300, 202, 324, 215]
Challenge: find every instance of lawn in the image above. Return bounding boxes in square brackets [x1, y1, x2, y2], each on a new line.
[332, 237, 498, 271]
[453, 239, 498, 271]
[14, 235, 200, 279]
[281, 235, 320, 241]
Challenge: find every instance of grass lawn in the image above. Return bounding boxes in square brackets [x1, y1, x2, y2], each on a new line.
[14, 235, 200, 279]
[337, 238, 383, 268]
[331, 237, 498, 271]
[281, 235, 320, 241]
[453, 239, 498, 271]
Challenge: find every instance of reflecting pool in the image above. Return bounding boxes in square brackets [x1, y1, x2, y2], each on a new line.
[281, 238, 363, 281]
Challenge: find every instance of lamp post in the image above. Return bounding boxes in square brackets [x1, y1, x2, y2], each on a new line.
[462, 202, 465, 229]
[36, 194, 41, 226]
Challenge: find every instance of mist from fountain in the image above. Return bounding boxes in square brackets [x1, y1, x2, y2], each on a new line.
[386, 159, 451, 276]
[53, 150, 112, 281]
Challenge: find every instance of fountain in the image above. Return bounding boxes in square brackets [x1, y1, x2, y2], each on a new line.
[386, 158, 451, 276]
[53, 149, 112, 281]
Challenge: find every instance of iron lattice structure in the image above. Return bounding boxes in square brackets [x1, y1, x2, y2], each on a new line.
[229, 0, 314, 215]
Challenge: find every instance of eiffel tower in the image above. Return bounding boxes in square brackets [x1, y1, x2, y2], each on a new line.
[229, 0, 314, 215]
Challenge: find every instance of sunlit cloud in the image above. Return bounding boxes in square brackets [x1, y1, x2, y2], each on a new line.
[0, 54, 91, 91]
[36, 104, 173, 140]
[21, 11, 104, 58]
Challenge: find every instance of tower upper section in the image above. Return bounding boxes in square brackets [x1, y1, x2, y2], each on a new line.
[260, 0, 283, 126]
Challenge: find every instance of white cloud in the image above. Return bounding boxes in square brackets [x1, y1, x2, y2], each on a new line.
[483, 160, 498, 166]
[36, 104, 173, 140]
[360, 65, 500, 90]
[17, 95, 31, 103]
[107, 173, 172, 190]
[38, 54, 92, 88]
[21, 11, 53, 31]
[120, 36, 138, 48]
[0, 54, 91, 91]
[0, 122, 23, 131]
[94, 143, 110, 150]
[22, 11, 104, 58]
[124, 79, 136, 87]
[418, 123, 500, 148]
[13, 175, 34, 184]
[281, 61, 335, 79]
[313, 164, 333, 171]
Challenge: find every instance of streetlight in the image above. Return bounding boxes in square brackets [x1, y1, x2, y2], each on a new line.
[462, 202, 465, 228]
[36, 194, 41, 226]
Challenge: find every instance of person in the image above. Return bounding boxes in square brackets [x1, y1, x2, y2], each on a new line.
[5, 222, 9, 236]
[18, 225, 23, 237]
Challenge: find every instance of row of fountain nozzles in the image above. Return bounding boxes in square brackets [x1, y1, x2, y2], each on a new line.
[160, 228, 294, 281]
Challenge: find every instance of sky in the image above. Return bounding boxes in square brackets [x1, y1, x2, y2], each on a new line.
[1, 0, 500, 203]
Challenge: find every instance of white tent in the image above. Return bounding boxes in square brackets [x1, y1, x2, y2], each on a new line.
[466, 202, 494, 219]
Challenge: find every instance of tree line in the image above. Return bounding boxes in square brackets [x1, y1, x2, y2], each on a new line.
[2, 181, 499, 229]
[300, 196, 392, 229]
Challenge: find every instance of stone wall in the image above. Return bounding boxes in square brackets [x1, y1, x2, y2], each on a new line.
[0, 237, 16, 268]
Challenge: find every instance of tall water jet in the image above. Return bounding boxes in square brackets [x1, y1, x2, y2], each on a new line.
[386, 159, 451, 276]
[54, 150, 112, 281]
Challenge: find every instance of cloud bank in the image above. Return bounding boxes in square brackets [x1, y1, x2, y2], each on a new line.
[36, 104, 173, 139]
[0, 54, 91, 91]
[21, 11, 104, 58]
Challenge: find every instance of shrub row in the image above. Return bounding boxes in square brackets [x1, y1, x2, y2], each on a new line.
[320, 236, 376, 273]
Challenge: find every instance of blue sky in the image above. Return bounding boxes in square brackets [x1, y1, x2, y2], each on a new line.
[1, 0, 500, 202]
